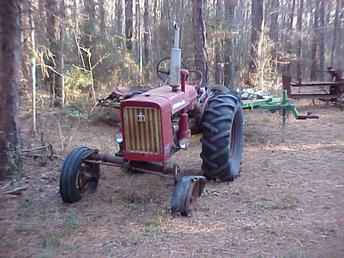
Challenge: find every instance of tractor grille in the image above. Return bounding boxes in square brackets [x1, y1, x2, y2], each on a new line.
[123, 107, 162, 154]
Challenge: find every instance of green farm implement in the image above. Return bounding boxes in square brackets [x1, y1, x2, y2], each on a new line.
[242, 90, 319, 123]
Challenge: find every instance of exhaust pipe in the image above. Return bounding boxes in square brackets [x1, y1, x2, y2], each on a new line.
[169, 22, 181, 91]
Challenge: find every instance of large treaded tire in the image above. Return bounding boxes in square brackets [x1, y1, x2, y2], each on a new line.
[201, 91, 244, 181]
[60, 146, 99, 203]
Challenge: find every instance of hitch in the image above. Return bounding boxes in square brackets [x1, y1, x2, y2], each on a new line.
[295, 112, 319, 120]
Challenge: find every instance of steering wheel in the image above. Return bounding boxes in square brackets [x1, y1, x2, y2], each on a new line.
[156, 57, 203, 86]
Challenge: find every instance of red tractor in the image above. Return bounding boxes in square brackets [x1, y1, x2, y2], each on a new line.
[60, 24, 244, 216]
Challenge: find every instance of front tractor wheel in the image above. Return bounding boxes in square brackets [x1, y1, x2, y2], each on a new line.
[201, 91, 244, 181]
[60, 147, 100, 203]
[171, 176, 206, 216]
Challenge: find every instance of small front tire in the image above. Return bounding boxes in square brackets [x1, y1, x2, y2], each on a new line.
[60, 146, 100, 203]
[171, 176, 206, 216]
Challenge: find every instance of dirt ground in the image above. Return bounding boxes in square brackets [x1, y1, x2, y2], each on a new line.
[1, 103, 344, 258]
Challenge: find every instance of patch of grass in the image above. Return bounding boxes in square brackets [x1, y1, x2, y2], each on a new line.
[41, 232, 61, 252]
[17, 199, 36, 219]
[35, 212, 81, 257]
[277, 195, 299, 210]
[245, 129, 269, 145]
[125, 191, 149, 205]
[37, 254, 55, 258]
[22, 198, 33, 209]
[14, 223, 38, 234]
[255, 198, 277, 210]
[144, 206, 169, 227]
[315, 225, 337, 237]
[282, 249, 307, 258]
[255, 195, 299, 211]
[261, 116, 274, 124]
[143, 216, 163, 234]
[0, 237, 14, 250]
[63, 210, 80, 234]
[122, 188, 160, 208]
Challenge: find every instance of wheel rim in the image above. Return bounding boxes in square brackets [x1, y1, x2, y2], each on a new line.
[76, 162, 98, 193]
[229, 111, 240, 157]
[173, 164, 181, 185]
[183, 183, 200, 216]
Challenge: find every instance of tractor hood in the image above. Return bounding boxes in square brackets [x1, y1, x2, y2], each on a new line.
[120, 84, 197, 162]
[121, 84, 198, 114]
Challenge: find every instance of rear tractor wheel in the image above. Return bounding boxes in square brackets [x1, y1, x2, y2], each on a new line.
[201, 90, 244, 181]
[60, 146, 100, 203]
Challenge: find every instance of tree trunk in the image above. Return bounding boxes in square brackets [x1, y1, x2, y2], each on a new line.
[21, 0, 31, 93]
[82, 0, 96, 70]
[116, 0, 124, 47]
[125, 0, 133, 51]
[99, 0, 106, 38]
[192, 0, 208, 86]
[72, 0, 82, 67]
[143, 0, 150, 81]
[338, 0, 344, 69]
[80, 0, 97, 102]
[59, 0, 65, 107]
[331, 0, 341, 67]
[36, 0, 46, 44]
[223, 0, 236, 87]
[135, 0, 142, 81]
[46, 0, 61, 106]
[159, 0, 170, 59]
[152, 0, 160, 72]
[143, 0, 150, 64]
[269, 0, 279, 63]
[285, 0, 296, 76]
[249, 0, 264, 74]
[72, 0, 78, 30]
[214, 0, 223, 85]
[0, 1, 22, 179]
[296, 0, 303, 81]
[310, 0, 319, 80]
[319, 0, 325, 80]
[30, 4, 37, 134]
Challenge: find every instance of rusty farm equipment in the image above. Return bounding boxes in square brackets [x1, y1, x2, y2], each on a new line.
[282, 68, 344, 107]
[59, 24, 317, 216]
[60, 24, 241, 216]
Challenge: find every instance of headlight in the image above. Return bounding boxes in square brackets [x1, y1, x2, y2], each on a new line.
[179, 138, 189, 150]
[115, 132, 123, 144]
